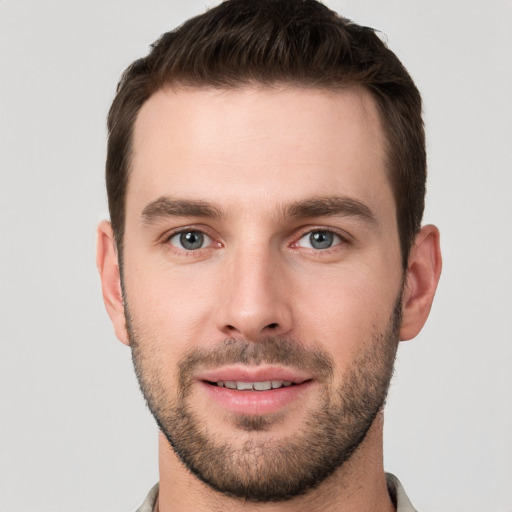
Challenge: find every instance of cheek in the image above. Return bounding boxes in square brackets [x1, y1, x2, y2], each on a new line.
[123, 256, 218, 348]
[291, 262, 401, 365]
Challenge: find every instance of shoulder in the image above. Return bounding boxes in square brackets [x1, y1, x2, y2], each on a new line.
[386, 473, 419, 512]
[134, 483, 159, 512]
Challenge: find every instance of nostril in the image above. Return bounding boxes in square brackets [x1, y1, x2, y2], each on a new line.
[222, 322, 281, 337]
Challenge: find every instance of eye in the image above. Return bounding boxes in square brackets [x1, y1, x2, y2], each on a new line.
[297, 230, 343, 250]
[168, 230, 212, 250]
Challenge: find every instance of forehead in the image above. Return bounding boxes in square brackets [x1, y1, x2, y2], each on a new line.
[129, 86, 391, 218]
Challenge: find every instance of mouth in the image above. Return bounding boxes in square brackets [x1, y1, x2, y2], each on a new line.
[197, 367, 314, 416]
[206, 380, 296, 391]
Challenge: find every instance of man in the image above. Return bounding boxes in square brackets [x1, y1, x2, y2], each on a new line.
[96, 0, 442, 510]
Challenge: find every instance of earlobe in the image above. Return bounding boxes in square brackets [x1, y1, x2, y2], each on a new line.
[400, 225, 442, 341]
[96, 221, 130, 346]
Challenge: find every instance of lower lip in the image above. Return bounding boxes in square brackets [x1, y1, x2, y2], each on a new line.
[199, 380, 313, 415]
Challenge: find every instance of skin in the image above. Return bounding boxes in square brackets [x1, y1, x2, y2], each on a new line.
[97, 86, 442, 512]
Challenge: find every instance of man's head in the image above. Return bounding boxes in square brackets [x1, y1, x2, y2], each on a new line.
[106, 0, 425, 269]
[97, 0, 441, 505]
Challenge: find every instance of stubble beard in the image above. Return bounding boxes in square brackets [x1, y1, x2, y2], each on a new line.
[127, 299, 401, 503]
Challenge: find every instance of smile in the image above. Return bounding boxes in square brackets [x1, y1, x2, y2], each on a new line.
[199, 370, 313, 416]
[209, 380, 294, 390]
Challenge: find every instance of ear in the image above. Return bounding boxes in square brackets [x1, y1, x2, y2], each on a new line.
[400, 225, 442, 341]
[96, 220, 130, 346]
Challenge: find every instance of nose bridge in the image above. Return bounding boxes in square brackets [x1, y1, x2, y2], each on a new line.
[217, 238, 292, 340]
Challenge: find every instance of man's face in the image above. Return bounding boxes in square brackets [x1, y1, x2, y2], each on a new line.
[122, 86, 404, 500]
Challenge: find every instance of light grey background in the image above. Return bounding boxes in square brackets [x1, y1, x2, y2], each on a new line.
[1, 1, 511, 511]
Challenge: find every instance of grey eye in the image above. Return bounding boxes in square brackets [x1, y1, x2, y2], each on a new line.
[169, 230, 211, 250]
[298, 230, 341, 250]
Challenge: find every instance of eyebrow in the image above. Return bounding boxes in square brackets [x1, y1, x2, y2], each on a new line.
[142, 196, 223, 223]
[283, 196, 377, 225]
[141, 195, 376, 225]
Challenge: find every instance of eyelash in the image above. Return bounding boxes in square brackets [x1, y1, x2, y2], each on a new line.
[165, 228, 219, 252]
[163, 227, 350, 254]
[292, 229, 347, 251]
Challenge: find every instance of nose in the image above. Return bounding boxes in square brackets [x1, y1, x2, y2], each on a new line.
[215, 244, 293, 341]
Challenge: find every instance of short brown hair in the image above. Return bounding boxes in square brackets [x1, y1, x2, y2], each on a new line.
[106, 0, 425, 267]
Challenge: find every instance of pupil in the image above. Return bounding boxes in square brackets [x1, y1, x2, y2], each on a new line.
[310, 231, 333, 249]
[180, 231, 203, 250]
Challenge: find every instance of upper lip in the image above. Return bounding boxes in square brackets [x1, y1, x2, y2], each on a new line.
[196, 365, 312, 384]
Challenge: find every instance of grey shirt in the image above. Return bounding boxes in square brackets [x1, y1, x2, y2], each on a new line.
[135, 473, 418, 511]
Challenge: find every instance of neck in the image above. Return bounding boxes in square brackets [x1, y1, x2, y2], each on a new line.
[156, 413, 394, 512]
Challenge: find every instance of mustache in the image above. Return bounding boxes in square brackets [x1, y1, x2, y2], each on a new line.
[178, 337, 335, 386]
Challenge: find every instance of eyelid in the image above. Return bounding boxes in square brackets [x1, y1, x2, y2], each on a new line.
[291, 227, 351, 249]
[168, 231, 212, 249]
[163, 225, 221, 251]
[160, 225, 350, 252]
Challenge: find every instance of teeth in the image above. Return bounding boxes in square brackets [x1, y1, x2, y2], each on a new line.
[236, 381, 253, 391]
[253, 381, 272, 391]
[215, 380, 295, 390]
